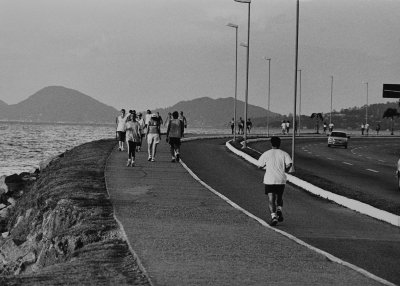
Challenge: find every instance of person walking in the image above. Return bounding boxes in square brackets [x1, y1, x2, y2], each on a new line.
[281, 121, 286, 134]
[125, 113, 140, 167]
[365, 123, 370, 135]
[328, 122, 334, 133]
[179, 111, 187, 137]
[361, 123, 365, 135]
[257, 136, 293, 226]
[164, 112, 172, 127]
[376, 123, 381, 135]
[247, 118, 252, 133]
[285, 121, 290, 134]
[323, 122, 327, 134]
[116, 109, 128, 151]
[146, 113, 161, 162]
[166, 111, 184, 162]
[136, 113, 145, 152]
[230, 118, 235, 135]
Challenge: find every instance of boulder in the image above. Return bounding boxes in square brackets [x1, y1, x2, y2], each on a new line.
[0, 239, 29, 263]
[5, 174, 23, 185]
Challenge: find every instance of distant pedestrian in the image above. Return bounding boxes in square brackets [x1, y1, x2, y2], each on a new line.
[145, 109, 152, 128]
[166, 111, 184, 162]
[179, 111, 187, 137]
[328, 122, 334, 133]
[365, 123, 370, 135]
[116, 109, 128, 151]
[361, 123, 365, 135]
[125, 113, 140, 167]
[257, 136, 292, 226]
[157, 112, 163, 126]
[146, 113, 161, 162]
[137, 113, 145, 152]
[230, 118, 235, 134]
[164, 112, 172, 127]
[247, 118, 252, 133]
[376, 123, 381, 135]
[238, 117, 244, 135]
[323, 122, 327, 134]
[285, 121, 290, 134]
[281, 121, 286, 134]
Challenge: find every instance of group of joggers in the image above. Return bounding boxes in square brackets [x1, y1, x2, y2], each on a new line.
[116, 109, 186, 167]
[117, 108, 292, 227]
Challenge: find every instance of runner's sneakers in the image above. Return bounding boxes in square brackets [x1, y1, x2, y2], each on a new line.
[148, 156, 152, 161]
[126, 159, 131, 167]
[276, 209, 284, 222]
[270, 217, 278, 226]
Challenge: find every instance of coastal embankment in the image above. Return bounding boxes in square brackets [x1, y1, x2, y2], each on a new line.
[0, 139, 150, 285]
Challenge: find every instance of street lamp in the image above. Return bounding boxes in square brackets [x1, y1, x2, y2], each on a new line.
[330, 76, 333, 125]
[298, 69, 302, 136]
[234, 0, 251, 148]
[291, 0, 300, 172]
[363, 82, 369, 124]
[227, 23, 239, 140]
[264, 57, 271, 137]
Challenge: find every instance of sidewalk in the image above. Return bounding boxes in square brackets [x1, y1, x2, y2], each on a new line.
[105, 140, 381, 286]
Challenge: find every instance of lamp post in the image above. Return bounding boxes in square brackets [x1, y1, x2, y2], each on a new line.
[234, 0, 251, 148]
[264, 57, 271, 137]
[227, 23, 239, 140]
[330, 76, 333, 125]
[363, 82, 369, 124]
[291, 0, 300, 172]
[298, 69, 302, 136]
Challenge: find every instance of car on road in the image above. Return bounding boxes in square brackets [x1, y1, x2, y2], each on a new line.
[328, 131, 349, 149]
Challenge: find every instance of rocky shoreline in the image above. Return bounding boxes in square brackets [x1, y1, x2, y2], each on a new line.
[0, 139, 151, 285]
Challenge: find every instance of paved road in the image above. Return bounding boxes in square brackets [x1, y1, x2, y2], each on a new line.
[182, 138, 400, 285]
[250, 137, 400, 214]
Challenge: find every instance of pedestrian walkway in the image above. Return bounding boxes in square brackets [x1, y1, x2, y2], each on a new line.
[105, 140, 381, 286]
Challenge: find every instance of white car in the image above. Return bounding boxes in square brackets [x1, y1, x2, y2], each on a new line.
[328, 131, 349, 149]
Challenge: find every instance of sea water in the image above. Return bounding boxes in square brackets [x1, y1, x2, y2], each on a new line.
[0, 123, 115, 177]
[0, 122, 273, 177]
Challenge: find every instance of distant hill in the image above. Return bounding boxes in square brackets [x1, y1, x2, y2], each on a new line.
[0, 86, 118, 124]
[151, 97, 280, 128]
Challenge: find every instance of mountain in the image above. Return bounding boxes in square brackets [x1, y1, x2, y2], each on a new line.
[151, 97, 280, 128]
[0, 99, 8, 115]
[0, 86, 118, 124]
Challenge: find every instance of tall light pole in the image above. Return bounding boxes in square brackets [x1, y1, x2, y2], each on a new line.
[330, 76, 333, 125]
[264, 57, 271, 137]
[297, 69, 302, 136]
[363, 82, 369, 124]
[227, 23, 239, 140]
[234, 0, 251, 148]
[292, 0, 300, 172]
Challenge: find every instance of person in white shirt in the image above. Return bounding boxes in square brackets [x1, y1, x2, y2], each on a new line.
[116, 109, 128, 151]
[257, 136, 292, 226]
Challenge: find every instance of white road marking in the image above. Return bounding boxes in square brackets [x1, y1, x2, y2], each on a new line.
[366, 169, 379, 173]
[378, 160, 386, 163]
[327, 158, 334, 161]
[343, 162, 353, 165]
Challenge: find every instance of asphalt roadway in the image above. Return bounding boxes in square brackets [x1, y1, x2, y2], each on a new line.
[181, 138, 400, 285]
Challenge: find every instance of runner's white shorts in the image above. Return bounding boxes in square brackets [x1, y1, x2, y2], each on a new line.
[147, 133, 160, 145]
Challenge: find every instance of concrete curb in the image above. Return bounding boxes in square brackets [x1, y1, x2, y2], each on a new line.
[225, 139, 400, 228]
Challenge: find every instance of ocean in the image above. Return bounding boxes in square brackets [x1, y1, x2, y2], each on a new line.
[0, 122, 250, 177]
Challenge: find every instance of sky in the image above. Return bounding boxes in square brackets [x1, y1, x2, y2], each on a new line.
[1, 0, 400, 116]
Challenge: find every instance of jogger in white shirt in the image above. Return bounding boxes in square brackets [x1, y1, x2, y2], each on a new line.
[257, 136, 292, 226]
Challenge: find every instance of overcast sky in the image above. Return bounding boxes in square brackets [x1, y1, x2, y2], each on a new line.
[1, 0, 400, 116]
